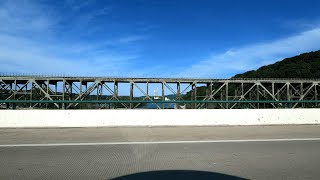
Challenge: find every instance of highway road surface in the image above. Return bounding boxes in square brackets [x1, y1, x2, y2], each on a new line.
[0, 125, 320, 179]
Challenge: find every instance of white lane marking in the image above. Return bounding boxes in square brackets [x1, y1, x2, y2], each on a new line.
[1, 138, 320, 147]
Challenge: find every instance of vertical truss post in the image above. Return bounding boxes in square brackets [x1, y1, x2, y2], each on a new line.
[114, 81, 118, 98]
[241, 82, 244, 97]
[46, 80, 49, 96]
[272, 82, 275, 97]
[162, 82, 165, 109]
[98, 82, 103, 108]
[130, 81, 133, 109]
[177, 82, 181, 99]
[271, 82, 276, 108]
[146, 82, 149, 96]
[256, 82, 260, 109]
[80, 80, 83, 94]
[70, 81, 73, 100]
[25, 83, 27, 102]
[315, 84, 318, 107]
[192, 83, 196, 109]
[96, 82, 100, 108]
[287, 82, 291, 108]
[226, 82, 229, 109]
[79, 80, 82, 109]
[263, 88, 266, 108]
[287, 82, 290, 100]
[62, 79, 66, 109]
[9, 83, 12, 95]
[46, 80, 49, 109]
[205, 83, 210, 109]
[100, 83, 104, 108]
[13, 80, 16, 100]
[300, 83, 304, 108]
[210, 81, 213, 108]
[85, 82, 88, 108]
[30, 80, 33, 108]
[55, 83, 57, 95]
[96, 83, 99, 101]
[176, 82, 181, 109]
[13, 81, 16, 109]
[210, 81, 213, 100]
[194, 82, 197, 107]
[220, 84, 223, 101]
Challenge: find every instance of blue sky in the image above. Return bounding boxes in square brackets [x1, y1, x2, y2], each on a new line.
[1, 0, 320, 78]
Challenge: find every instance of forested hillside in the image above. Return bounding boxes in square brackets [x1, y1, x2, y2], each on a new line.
[233, 50, 320, 78]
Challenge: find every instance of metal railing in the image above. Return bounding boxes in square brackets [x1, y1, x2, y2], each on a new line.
[1, 72, 320, 81]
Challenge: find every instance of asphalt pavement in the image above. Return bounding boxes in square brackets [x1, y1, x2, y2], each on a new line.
[0, 125, 320, 179]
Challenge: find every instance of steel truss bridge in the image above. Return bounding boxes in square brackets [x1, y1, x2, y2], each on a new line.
[1, 74, 320, 109]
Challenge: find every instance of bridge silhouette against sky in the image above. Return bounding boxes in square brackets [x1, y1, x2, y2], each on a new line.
[1, 73, 320, 109]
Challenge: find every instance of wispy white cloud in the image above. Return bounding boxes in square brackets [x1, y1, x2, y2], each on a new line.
[0, 0, 55, 34]
[177, 27, 320, 78]
[0, 35, 133, 75]
[118, 35, 147, 44]
[0, 0, 148, 77]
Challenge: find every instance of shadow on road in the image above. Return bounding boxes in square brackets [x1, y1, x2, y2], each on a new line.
[111, 170, 248, 180]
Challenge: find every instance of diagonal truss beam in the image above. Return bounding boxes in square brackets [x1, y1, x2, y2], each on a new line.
[32, 80, 59, 108]
[133, 83, 160, 109]
[5, 81, 29, 100]
[101, 83, 128, 109]
[292, 83, 318, 108]
[198, 82, 227, 109]
[67, 81, 99, 109]
[163, 82, 180, 109]
[229, 83, 257, 109]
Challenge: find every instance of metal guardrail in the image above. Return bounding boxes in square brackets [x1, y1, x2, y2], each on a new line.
[0, 72, 69, 78]
[1, 72, 320, 81]
[1, 100, 320, 104]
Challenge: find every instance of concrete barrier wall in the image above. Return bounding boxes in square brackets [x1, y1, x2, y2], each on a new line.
[0, 109, 320, 128]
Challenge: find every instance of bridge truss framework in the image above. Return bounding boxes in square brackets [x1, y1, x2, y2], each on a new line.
[1, 75, 320, 109]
